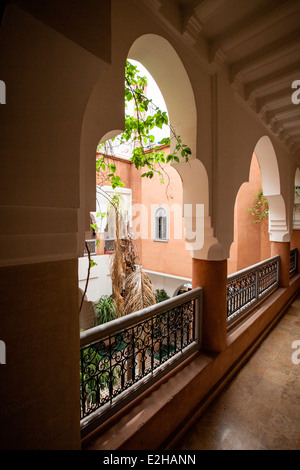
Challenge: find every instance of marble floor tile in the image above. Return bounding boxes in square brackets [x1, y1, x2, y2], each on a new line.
[175, 294, 300, 451]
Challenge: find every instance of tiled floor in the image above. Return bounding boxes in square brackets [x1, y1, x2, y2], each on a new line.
[175, 295, 300, 450]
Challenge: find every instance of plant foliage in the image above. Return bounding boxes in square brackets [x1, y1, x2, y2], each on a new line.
[96, 60, 192, 189]
[155, 289, 170, 303]
[248, 189, 269, 223]
[93, 295, 118, 326]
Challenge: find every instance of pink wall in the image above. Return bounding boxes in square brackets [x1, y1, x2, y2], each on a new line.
[138, 153, 192, 279]
[98, 151, 271, 279]
[97, 149, 192, 278]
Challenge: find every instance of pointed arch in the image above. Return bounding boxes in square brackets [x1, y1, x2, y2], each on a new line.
[228, 153, 271, 274]
[293, 168, 300, 230]
[128, 34, 196, 157]
[128, 34, 218, 259]
[254, 136, 289, 242]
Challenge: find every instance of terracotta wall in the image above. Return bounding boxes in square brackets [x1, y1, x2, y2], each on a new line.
[95, 153, 141, 256]
[98, 151, 271, 279]
[138, 157, 192, 279]
[98, 150, 192, 279]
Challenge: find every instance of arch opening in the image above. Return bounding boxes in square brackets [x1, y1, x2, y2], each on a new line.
[254, 136, 288, 242]
[228, 153, 271, 275]
[129, 34, 219, 260]
[293, 168, 300, 230]
[228, 135, 289, 275]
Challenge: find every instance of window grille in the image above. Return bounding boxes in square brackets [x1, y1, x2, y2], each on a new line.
[154, 207, 168, 241]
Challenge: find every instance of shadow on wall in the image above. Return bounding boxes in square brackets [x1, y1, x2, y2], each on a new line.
[79, 288, 96, 330]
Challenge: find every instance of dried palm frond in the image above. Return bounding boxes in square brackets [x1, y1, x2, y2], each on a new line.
[107, 192, 156, 317]
[124, 265, 156, 315]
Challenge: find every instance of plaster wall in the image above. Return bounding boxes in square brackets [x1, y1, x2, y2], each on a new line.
[95, 151, 192, 284]
[138, 158, 192, 279]
[0, 3, 108, 267]
[0, 259, 80, 450]
[78, 254, 112, 302]
[1, 0, 298, 451]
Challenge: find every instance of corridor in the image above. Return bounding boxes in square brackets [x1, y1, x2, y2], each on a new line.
[175, 295, 300, 450]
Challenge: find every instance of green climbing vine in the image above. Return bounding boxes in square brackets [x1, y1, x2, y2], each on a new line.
[96, 60, 191, 189]
[248, 189, 269, 223]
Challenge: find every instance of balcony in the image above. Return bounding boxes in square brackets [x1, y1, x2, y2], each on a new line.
[81, 251, 300, 451]
[80, 288, 203, 438]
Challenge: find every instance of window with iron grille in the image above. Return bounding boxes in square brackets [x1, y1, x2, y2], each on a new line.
[84, 239, 97, 256]
[154, 207, 168, 242]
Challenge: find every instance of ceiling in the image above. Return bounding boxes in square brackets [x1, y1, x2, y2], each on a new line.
[142, 0, 300, 162]
[8, 0, 300, 161]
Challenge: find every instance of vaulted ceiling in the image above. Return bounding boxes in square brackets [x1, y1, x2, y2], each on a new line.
[142, 0, 300, 162]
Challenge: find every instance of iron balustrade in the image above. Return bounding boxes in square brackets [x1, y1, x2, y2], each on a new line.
[290, 248, 297, 277]
[227, 256, 280, 326]
[79, 287, 203, 437]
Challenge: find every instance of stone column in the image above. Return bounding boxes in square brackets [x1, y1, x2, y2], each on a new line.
[271, 241, 291, 287]
[192, 258, 227, 353]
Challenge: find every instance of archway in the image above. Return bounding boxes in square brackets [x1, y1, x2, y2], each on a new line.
[228, 136, 288, 274]
[254, 136, 288, 242]
[293, 168, 300, 230]
[228, 153, 271, 275]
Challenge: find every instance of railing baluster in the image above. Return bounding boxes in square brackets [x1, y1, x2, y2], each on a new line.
[290, 248, 297, 277]
[227, 255, 280, 326]
[109, 335, 113, 403]
[151, 317, 154, 372]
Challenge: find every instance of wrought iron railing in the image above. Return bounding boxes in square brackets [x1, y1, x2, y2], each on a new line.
[290, 248, 297, 277]
[79, 287, 203, 437]
[227, 256, 280, 326]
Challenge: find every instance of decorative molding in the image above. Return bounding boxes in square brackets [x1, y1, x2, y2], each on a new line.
[182, 13, 202, 46]
[245, 62, 300, 101]
[211, 46, 227, 68]
[192, 0, 231, 23]
[256, 89, 293, 113]
[211, 0, 300, 61]
[229, 31, 300, 84]
[0, 205, 79, 267]
[267, 104, 300, 120]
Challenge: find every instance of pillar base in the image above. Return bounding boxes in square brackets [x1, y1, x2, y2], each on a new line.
[271, 241, 290, 287]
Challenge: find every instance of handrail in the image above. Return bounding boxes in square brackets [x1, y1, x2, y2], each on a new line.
[227, 255, 280, 283]
[227, 255, 280, 326]
[80, 287, 203, 348]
